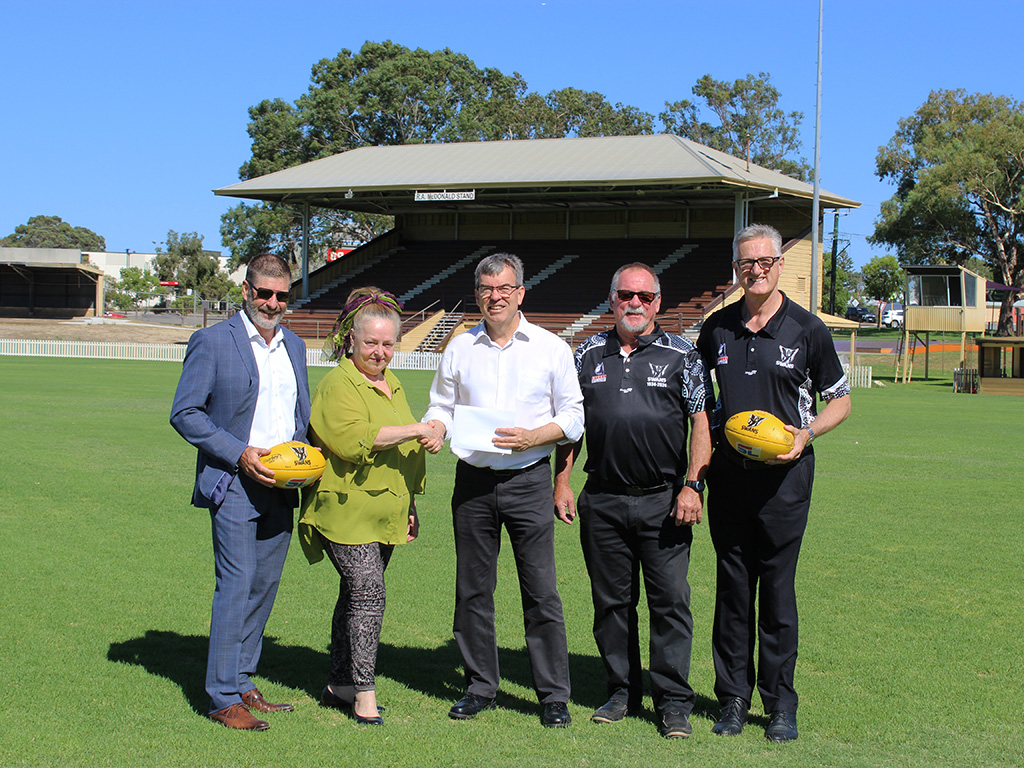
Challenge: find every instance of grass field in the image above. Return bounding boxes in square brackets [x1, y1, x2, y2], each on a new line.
[1, 357, 1021, 767]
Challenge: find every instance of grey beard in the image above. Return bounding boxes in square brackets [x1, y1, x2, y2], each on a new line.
[244, 299, 282, 331]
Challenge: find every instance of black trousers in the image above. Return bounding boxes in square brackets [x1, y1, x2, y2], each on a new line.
[579, 484, 695, 715]
[451, 458, 570, 704]
[707, 449, 815, 714]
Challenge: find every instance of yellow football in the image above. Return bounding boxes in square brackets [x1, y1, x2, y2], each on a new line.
[723, 410, 795, 462]
[259, 441, 326, 488]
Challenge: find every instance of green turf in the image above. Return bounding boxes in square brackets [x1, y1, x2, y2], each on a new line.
[1, 357, 1021, 767]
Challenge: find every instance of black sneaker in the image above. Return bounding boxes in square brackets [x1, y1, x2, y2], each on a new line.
[591, 697, 630, 723]
[658, 710, 692, 739]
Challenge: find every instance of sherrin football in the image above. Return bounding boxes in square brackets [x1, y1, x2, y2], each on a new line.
[724, 410, 795, 462]
[259, 441, 326, 488]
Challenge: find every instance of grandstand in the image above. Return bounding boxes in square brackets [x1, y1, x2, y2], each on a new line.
[214, 134, 859, 350]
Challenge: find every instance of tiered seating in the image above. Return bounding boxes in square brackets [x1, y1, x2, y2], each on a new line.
[285, 237, 735, 346]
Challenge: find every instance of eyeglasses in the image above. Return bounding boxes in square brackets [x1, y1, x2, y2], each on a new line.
[734, 256, 781, 272]
[250, 285, 291, 303]
[476, 284, 521, 298]
[614, 289, 659, 304]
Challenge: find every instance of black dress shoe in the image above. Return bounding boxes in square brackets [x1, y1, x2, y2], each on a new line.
[591, 697, 630, 723]
[765, 711, 798, 742]
[541, 701, 571, 728]
[449, 693, 496, 720]
[712, 697, 748, 736]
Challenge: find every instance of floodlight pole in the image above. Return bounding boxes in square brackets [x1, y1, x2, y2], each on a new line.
[810, 0, 823, 316]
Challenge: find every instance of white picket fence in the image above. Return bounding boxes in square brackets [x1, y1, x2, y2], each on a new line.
[844, 363, 872, 388]
[1, 338, 871, 383]
[0, 338, 442, 370]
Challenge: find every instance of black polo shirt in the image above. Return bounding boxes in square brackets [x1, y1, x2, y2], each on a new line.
[696, 293, 849, 438]
[574, 324, 712, 488]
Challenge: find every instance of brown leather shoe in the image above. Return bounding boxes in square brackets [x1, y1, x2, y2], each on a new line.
[209, 703, 270, 731]
[241, 688, 294, 713]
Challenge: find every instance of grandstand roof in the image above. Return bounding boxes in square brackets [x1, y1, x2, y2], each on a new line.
[214, 134, 859, 214]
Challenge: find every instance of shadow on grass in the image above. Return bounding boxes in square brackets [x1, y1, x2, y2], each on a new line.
[108, 630, 717, 724]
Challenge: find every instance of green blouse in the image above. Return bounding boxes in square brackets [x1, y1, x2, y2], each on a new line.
[298, 357, 426, 562]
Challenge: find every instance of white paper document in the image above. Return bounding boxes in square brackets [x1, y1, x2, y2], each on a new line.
[452, 404, 517, 455]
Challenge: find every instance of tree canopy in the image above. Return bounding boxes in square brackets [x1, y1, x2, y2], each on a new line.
[871, 89, 1024, 334]
[661, 72, 808, 181]
[1, 215, 106, 251]
[154, 231, 237, 302]
[861, 254, 903, 303]
[221, 42, 808, 270]
[221, 41, 655, 268]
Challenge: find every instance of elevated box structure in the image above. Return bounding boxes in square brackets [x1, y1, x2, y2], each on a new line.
[900, 265, 986, 382]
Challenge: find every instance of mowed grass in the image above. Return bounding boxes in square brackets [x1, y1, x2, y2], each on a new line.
[0, 356, 1021, 767]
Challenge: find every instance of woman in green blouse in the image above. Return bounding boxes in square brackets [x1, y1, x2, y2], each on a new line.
[299, 287, 443, 724]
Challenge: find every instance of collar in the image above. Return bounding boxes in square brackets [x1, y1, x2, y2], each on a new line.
[239, 307, 284, 348]
[339, 356, 400, 393]
[605, 323, 664, 357]
[738, 292, 790, 339]
[474, 311, 532, 347]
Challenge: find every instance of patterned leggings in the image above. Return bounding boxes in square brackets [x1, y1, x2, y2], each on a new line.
[318, 532, 394, 692]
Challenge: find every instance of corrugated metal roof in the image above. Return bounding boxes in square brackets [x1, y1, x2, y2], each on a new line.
[214, 134, 859, 209]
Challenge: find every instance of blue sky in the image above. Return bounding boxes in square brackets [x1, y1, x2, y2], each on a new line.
[2, 0, 1019, 268]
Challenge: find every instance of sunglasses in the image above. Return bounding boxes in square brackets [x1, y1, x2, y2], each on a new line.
[614, 289, 658, 304]
[250, 285, 291, 303]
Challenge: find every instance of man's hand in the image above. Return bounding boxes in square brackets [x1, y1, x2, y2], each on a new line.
[407, 505, 420, 542]
[418, 422, 445, 454]
[768, 425, 809, 464]
[672, 487, 703, 526]
[553, 483, 577, 524]
[238, 446, 276, 487]
[492, 426, 538, 452]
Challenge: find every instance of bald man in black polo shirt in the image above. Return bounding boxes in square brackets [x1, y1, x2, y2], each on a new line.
[555, 262, 712, 740]
[697, 224, 851, 743]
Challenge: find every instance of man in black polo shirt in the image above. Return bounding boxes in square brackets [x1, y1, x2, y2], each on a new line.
[554, 262, 711, 739]
[697, 224, 851, 743]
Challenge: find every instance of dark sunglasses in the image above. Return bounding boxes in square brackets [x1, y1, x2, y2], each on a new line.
[250, 285, 291, 303]
[615, 289, 658, 304]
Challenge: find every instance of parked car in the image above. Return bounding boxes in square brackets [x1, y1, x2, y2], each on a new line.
[845, 306, 877, 324]
[881, 304, 904, 328]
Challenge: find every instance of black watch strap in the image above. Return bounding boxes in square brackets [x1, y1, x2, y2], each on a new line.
[684, 479, 705, 494]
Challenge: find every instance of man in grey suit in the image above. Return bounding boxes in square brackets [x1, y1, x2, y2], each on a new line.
[171, 253, 311, 731]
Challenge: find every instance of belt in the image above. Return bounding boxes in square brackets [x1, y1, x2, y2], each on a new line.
[585, 477, 670, 496]
[459, 455, 550, 479]
[721, 448, 784, 471]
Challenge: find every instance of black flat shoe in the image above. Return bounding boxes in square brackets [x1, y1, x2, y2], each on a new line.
[320, 686, 351, 710]
[354, 710, 384, 725]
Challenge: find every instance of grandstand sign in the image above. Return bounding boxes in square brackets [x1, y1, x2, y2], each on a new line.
[414, 190, 476, 202]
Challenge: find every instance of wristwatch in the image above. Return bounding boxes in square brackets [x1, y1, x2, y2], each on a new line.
[683, 479, 705, 494]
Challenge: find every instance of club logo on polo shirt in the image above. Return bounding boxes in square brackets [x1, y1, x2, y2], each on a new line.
[776, 345, 799, 369]
[591, 362, 607, 384]
[716, 342, 729, 366]
[646, 362, 669, 388]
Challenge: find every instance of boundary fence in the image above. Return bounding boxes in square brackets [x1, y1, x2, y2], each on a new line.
[1, 338, 873, 384]
[0, 339, 442, 370]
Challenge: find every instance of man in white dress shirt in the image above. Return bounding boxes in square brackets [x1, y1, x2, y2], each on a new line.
[423, 252, 584, 728]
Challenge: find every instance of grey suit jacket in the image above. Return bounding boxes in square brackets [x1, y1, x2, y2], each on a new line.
[170, 312, 311, 509]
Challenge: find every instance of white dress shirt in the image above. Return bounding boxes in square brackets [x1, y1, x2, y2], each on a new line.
[423, 313, 584, 470]
[240, 310, 298, 449]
